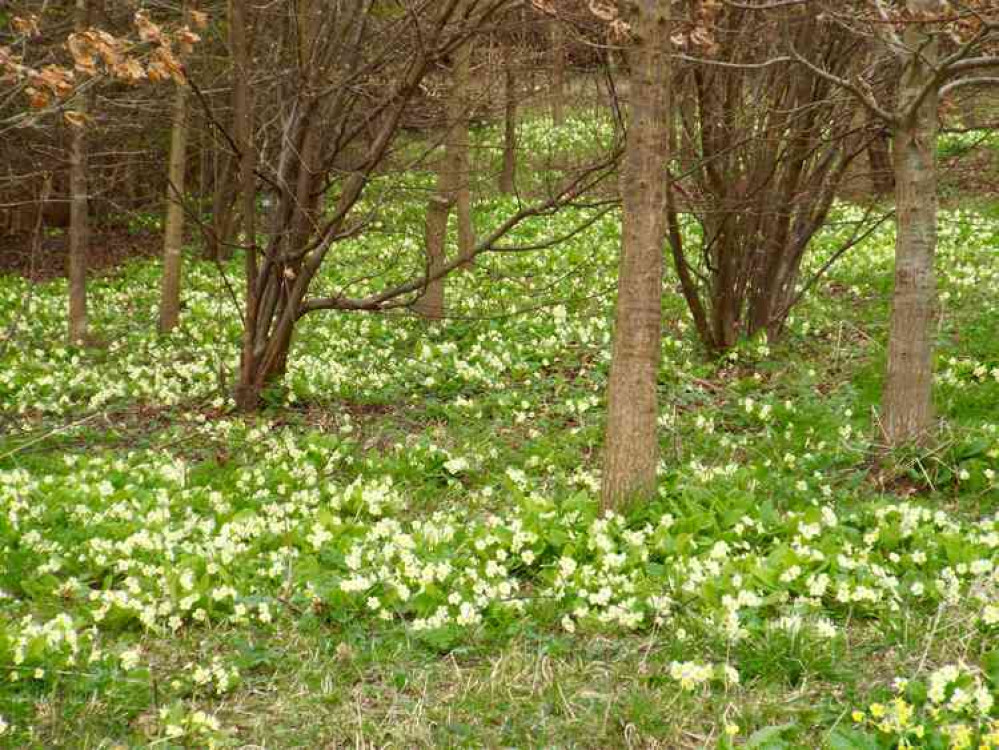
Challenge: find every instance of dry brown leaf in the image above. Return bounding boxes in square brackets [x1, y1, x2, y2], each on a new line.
[135, 12, 164, 44]
[189, 10, 209, 30]
[25, 86, 50, 109]
[176, 27, 201, 55]
[63, 109, 89, 128]
[12, 15, 41, 37]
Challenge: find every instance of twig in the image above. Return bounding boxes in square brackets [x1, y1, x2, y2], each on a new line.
[0, 414, 101, 462]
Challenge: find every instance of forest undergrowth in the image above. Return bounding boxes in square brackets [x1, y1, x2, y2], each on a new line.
[1, 120, 999, 748]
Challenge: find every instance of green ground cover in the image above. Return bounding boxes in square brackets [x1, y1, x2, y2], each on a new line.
[1, 119, 999, 748]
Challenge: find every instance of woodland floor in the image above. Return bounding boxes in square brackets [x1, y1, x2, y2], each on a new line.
[1, 121, 999, 749]
[0, 226, 161, 281]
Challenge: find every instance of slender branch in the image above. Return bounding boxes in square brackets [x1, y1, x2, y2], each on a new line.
[786, 39, 896, 124]
[299, 151, 622, 315]
[941, 76, 999, 96]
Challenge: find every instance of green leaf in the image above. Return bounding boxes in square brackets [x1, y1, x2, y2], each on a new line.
[982, 650, 999, 687]
[826, 728, 880, 750]
[744, 723, 795, 749]
[904, 679, 928, 706]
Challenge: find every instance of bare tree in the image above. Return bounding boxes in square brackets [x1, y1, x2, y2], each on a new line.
[213, 0, 618, 410]
[789, 0, 999, 446]
[667, 5, 876, 352]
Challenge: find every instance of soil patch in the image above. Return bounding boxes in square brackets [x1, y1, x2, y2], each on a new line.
[0, 227, 160, 281]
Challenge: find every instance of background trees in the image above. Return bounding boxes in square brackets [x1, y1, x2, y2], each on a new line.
[668, 6, 879, 352]
[221, 0, 619, 409]
[5, 3, 999, 746]
[1, 2, 206, 341]
[790, 0, 999, 447]
[1, 0, 997, 476]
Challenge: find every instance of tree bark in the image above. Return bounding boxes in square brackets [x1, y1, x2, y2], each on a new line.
[122, 158, 138, 208]
[868, 126, 894, 195]
[413, 191, 452, 319]
[881, 16, 939, 447]
[499, 38, 517, 195]
[601, 0, 671, 510]
[208, 152, 237, 261]
[231, 0, 260, 411]
[958, 90, 979, 129]
[198, 137, 211, 204]
[68, 0, 91, 345]
[448, 38, 475, 262]
[159, 70, 190, 333]
[550, 20, 565, 126]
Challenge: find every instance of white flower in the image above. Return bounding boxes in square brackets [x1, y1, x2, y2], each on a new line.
[443, 457, 469, 475]
[457, 601, 480, 626]
[120, 647, 142, 671]
[814, 618, 837, 639]
[928, 664, 961, 704]
[669, 661, 715, 690]
[258, 603, 272, 624]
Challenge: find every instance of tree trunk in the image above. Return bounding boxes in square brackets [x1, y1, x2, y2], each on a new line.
[550, 21, 565, 126]
[413, 191, 452, 319]
[198, 138, 211, 204]
[68, 0, 91, 345]
[448, 38, 475, 262]
[208, 152, 237, 261]
[159, 73, 190, 333]
[881, 18, 939, 447]
[868, 127, 894, 195]
[499, 39, 517, 195]
[601, 1, 671, 510]
[413, 35, 474, 320]
[122, 159, 138, 208]
[231, 0, 260, 411]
